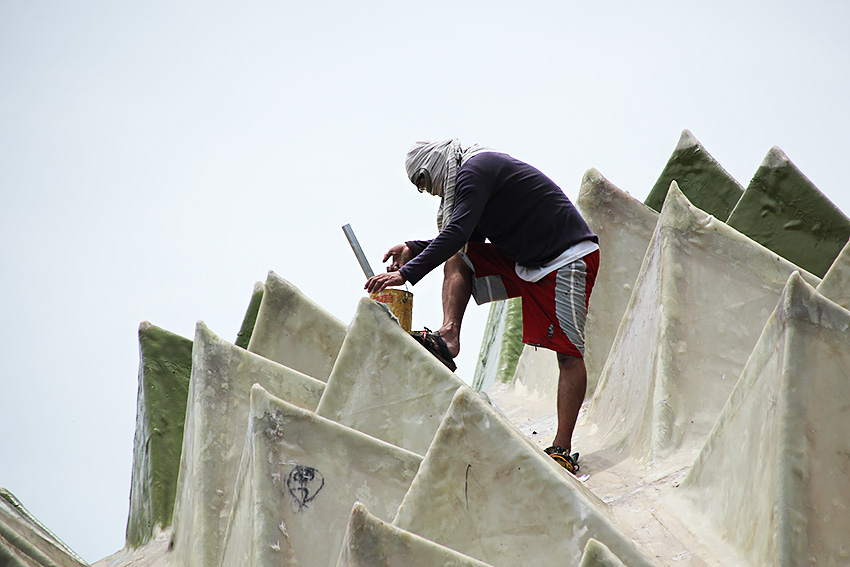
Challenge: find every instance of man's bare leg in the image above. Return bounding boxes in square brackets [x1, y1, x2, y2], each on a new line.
[552, 352, 587, 453]
[436, 253, 472, 358]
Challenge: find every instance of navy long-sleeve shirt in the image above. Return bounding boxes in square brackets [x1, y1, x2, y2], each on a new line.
[399, 152, 597, 285]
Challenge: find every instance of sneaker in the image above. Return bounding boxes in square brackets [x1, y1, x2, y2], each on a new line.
[544, 446, 580, 474]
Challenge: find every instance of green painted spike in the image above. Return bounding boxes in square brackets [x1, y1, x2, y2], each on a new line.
[125, 322, 192, 548]
[472, 297, 523, 391]
[234, 282, 264, 349]
[727, 147, 850, 277]
[497, 298, 524, 383]
[0, 489, 89, 567]
[645, 130, 744, 219]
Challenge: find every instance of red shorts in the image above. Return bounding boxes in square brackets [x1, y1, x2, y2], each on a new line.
[461, 242, 600, 357]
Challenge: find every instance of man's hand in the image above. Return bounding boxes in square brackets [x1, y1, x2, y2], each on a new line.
[383, 244, 412, 272]
[365, 272, 406, 294]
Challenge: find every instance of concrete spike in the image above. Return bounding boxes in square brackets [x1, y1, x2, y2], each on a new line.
[761, 144, 791, 169]
[0, 489, 89, 567]
[471, 296, 523, 392]
[727, 146, 850, 277]
[392, 387, 655, 567]
[644, 129, 744, 219]
[170, 322, 325, 567]
[316, 298, 465, 456]
[125, 322, 192, 548]
[817, 238, 850, 310]
[579, 539, 627, 567]
[235, 281, 264, 349]
[247, 271, 346, 381]
[587, 183, 821, 462]
[335, 502, 495, 567]
[577, 168, 659, 395]
[220, 384, 421, 567]
[673, 128, 700, 152]
[681, 273, 850, 566]
[503, 343, 560, 412]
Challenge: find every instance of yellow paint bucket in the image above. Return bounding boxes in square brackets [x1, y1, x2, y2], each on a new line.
[369, 288, 413, 332]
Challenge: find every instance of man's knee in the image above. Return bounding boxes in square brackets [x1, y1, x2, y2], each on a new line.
[445, 253, 472, 278]
[557, 351, 584, 370]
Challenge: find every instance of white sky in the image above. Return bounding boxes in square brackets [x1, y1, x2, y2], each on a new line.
[1, 1, 848, 562]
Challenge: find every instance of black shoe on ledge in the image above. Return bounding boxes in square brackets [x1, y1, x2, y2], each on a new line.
[409, 328, 457, 371]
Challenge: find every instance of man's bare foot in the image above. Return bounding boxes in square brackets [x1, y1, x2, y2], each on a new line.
[437, 323, 460, 358]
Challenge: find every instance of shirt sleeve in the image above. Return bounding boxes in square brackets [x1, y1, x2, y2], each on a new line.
[405, 239, 432, 258]
[399, 167, 491, 285]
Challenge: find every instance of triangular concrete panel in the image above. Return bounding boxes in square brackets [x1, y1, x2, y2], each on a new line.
[681, 273, 850, 567]
[220, 384, 422, 567]
[235, 281, 264, 349]
[170, 322, 325, 567]
[316, 298, 466, 456]
[727, 146, 850, 277]
[246, 271, 346, 381]
[125, 322, 192, 548]
[335, 502, 495, 567]
[644, 129, 744, 219]
[817, 238, 850, 310]
[0, 489, 88, 567]
[579, 539, 627, 567]
[507, 344, 559, 406]
[577, 168, 659, 395]
[587, 183, 821, 462]
[392, 387, 655, 567]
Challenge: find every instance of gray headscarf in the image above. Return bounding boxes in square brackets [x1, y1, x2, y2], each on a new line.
[405, 139, 495, 231]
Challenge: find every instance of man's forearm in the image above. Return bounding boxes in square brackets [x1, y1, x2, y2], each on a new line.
[405, 239, 431, 258]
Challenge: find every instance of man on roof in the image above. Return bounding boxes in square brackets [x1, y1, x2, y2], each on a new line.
[365, 139, 600, 474]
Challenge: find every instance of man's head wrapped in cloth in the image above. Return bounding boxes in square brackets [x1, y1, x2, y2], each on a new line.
[405, 139, 494, 231]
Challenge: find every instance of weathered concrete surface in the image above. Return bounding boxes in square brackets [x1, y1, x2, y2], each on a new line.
[220, 385, 421, 567]
[393, 387, 655, 567]
[471, 297, 523, 392]
[579, 539, 628, 567]
[316, 298, 465, 456]
[727, 146, 850, 277]
[587, 183, 820, 463]
[817, 238, 850, 310]
[336, 502, 495, 567]
[126, 322, 192, 548]
[247, 271, 346, 381]
[505, 344, 560, 416]
[92, 529, 171, 567]
[681, 273, 850, 567]
[235, 281, 264, 349]
[0, 489, 88, 567]
[644, 130, 744, 220]
[577, 168, 659, 395]
[170, 322, 325, 567]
